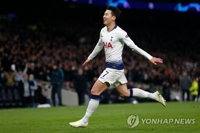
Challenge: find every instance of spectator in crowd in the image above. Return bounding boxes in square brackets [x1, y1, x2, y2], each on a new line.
[35, 83, 51, 105]
[179, 71, 192, 101]
[3, 69, 15, 99]
[189, 77, 199, 101]
[50, 63, 64, 106]
[73, 68, 87, 105]
[11, 63, 28, 87]
[0, 66, 5, 90]
[58, 63, 65, 88]
[162, 81, 171, 101]
[18, 74, 38, 107]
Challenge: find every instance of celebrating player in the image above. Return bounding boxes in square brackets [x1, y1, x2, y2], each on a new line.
[69, 6, 166, 128]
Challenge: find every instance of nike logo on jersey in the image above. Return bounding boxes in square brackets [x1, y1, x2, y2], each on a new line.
[103, 42, 113, 49]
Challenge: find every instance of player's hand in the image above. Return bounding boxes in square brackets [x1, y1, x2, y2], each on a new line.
[82, 59, 91, 67]
[150, 57, 163, 65]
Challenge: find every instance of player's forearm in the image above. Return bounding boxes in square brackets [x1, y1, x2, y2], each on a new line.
[133, 46, 153, 60]
[126, 41, 152, 60]
[88, 44, 103, 60]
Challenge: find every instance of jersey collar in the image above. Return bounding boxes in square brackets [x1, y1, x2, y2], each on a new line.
[111, 25, 117, 31]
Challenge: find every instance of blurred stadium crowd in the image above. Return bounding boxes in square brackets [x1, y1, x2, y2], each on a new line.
[0, 3, 200, 108]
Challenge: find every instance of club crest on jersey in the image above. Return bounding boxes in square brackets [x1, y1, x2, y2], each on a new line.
[103, 42, 113, 48]
[110, 36, 113, 41]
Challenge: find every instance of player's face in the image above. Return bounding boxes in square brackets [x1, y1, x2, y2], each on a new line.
[103, 10, 115, 25]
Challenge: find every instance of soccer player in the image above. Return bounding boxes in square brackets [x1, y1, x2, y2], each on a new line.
[69, 6, 166, 128]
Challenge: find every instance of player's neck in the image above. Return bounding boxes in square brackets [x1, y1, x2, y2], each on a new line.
[106, 23, 117, 32]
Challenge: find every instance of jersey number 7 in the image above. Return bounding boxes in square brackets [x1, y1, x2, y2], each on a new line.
[102, 71, 109, 77]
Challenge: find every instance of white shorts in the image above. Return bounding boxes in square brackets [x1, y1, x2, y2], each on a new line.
[98, 68, 128, 88]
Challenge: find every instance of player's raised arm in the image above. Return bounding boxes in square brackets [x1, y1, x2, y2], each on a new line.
[82, 34, 104, 67]
[119, 31, 163, 65]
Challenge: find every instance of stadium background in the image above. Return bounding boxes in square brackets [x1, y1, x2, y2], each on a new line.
[0, 0, 200, 108]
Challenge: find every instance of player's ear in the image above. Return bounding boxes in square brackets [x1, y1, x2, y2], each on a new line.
[112, 15, 116, 21]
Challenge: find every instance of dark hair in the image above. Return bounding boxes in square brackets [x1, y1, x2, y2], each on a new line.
[107, 6, 121, 20]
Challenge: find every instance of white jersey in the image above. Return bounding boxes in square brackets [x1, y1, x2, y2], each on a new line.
[88, 26, 152, 70]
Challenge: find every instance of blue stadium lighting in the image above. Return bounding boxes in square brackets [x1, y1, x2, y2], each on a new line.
[107, 0, 131, 8]
[63, 0, 200, 13]
[174, 3, 200, 12]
